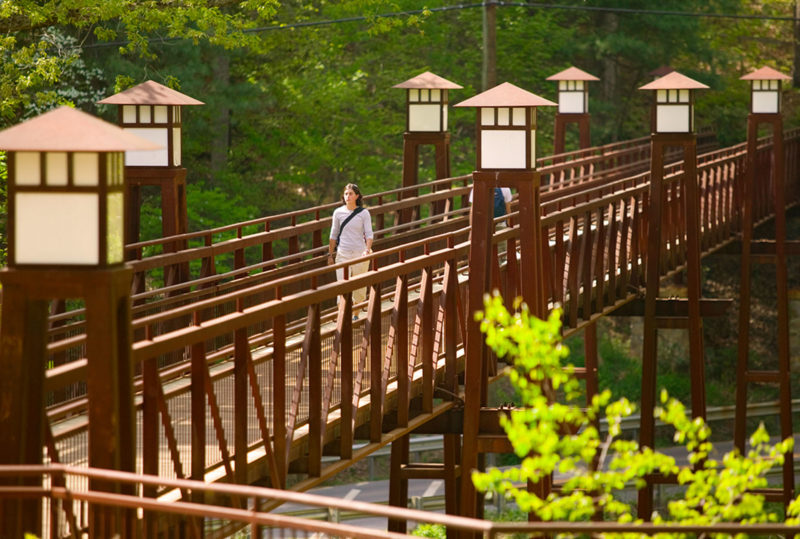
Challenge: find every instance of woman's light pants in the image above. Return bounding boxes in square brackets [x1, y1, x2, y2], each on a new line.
[335, 250, 370, 308]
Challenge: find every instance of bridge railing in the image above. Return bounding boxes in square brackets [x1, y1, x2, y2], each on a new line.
[5, 463, 800, 538]
[40, 129, 800, 500]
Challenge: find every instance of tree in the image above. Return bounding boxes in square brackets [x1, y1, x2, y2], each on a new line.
[472, 294, 795, 527]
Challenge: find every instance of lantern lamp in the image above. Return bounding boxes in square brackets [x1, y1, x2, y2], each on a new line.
[639, 71, 709, 134]
[0, 106, 160, 268]
[455, 82, 556, 171]
[740, 66, 791, 115]
[393, 71, 462, 133]
[98, 80, 204, 168]
[546, 66, 599, 114]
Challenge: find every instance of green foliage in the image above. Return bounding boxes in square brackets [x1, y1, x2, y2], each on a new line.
[473, 293, 795, 530]
[410, 523, 446, 538]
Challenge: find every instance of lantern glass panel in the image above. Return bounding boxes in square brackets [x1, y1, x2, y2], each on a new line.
[497, 108, 510, 126]
[14, 152, 40, 186]
[15, 192, 99, 265]
[770, 80, 779, 90]
[45, 152, 68, 186]
[679, 89, 689, 102]
[107, 191, 124, 265]
[512, 108, 526, 126]
[481, 108, 495, 126]
[443, 107, 448, 131]
[106, 152, 123, 186]
[140, 105, 152, 123]
[409, 104, 442, 131]
[559, 81, 566, 91]
[530, 129, 536, 166]
[154, 105, 168, 123]
[656, 104, 690, 133]
[172, 127, 181, 165]
[481, 130, 526, 169]
[559, 92, 584, 114]
[174, 106, 181, 123]
[125, 128, 169, 166]
[409, 89, 419, 102]
[122, 105, 137, 123]
[420, 89, 429, 101]
[657, 89, 667, 103]
[73, 152, 99, 186]
[576, 81, 584, 90]
[430, 89, 440, 102]
[752, 92, 779, 114]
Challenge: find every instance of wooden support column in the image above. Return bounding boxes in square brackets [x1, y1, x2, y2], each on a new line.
[0, 267, 135, 538]
[553, 113, 591, 155]
[461, 170, 544, 524]
[0, 280, 48, 538]
[638, 133, 706, 519]
[400, 132, 451, 223]
[734, 113, 795, 506]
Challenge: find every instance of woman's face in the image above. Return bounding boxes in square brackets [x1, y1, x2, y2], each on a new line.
[343, 188, 358, 206]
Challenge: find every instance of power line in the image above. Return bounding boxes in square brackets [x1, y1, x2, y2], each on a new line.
[81, 1, 798, 50]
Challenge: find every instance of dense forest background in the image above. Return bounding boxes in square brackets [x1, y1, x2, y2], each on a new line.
[1, 0, 800, 243]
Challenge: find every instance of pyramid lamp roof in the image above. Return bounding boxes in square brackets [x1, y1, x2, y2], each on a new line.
[98, 80, 204, 106]
[455, 82, 557, 108]
[0, 106, 162, 152]
[546, 66, 600, 82]
[740, 66, 792, 81]
[393, 71, 463, 90]
[639, 71, 709, 91]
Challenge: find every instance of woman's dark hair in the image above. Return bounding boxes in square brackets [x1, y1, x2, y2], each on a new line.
[343, 183, 363, 206]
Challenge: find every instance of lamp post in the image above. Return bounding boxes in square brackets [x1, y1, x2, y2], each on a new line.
[454, 82, 556, 521]
[393, 72, 462, 221]
[637, 71, 708, 519]
[98, 80, 203, 272]
[0, 106, 159, 537]
[547, 66, 599, 154]
[735, 66, 794, 507]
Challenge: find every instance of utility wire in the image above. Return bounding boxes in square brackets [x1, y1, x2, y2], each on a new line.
[81, 1, 798, 50]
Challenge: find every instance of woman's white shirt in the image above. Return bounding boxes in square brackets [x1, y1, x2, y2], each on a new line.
[330, 205, 373, 255]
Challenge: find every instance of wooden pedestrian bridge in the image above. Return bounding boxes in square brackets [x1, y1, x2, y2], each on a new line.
[37, 127, 800, 529]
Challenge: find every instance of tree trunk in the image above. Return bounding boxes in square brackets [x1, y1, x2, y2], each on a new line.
[794, 1, 800, 87]
[210, 53, 231, 177]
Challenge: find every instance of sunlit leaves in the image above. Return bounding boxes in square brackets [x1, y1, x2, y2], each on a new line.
[472, 292, 796, 530]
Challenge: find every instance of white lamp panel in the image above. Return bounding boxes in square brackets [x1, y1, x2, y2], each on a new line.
[15, 192, 99, 265]
[122, 105, 137, 123]
[512, 108, 526, 126]
[107, 192, 124, 264]
[656, 105, 690, 133]
[481, 130, 527, 169]
[752, 92, 779, 114]
[140, 105, 151, 123]
[409, 104, 442, 131]
[124, 128, 168, 166]
[443, 107, 448, 131]
[46, 152, 68, 186]
[14, 152, 40, 186]
[559, 92, 585, 114]
[497, 108, 509, 126]
[154, 105, 168, 123]
[73, 153, 99, 186]
[481, 108, 495, 126]
[172, 127, 181, 166]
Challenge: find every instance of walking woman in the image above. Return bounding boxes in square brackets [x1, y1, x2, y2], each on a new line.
[328, 183, 374, 314]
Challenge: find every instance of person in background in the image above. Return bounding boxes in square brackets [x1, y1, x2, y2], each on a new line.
[328, 183, 374, 317]
[469, 186, 512, 225]
[469, 186, 513, 261]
